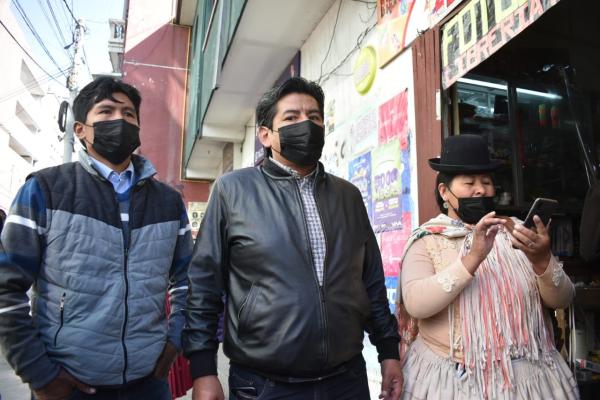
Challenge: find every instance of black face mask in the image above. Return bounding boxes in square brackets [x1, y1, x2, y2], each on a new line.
[274, 120, 325, 166]
[90, 119, 140, 165]
[447, 189, 495, 224]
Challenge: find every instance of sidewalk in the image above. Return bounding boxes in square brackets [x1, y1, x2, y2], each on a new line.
[0, 348, 230, 400]
[0, 354, 30, 400]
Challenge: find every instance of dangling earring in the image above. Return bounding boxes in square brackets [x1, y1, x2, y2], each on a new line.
[443, 201, 449, 209]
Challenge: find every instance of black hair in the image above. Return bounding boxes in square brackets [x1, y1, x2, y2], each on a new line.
[73, 77, 141, 125]
[255, 77, 324, 156]
[73, 77, 141, 148]
[0, 209, 6, 234]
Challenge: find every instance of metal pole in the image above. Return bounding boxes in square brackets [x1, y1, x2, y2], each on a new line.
[63, 20, 86, 163]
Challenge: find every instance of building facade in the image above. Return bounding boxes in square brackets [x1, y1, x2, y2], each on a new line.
[171, 0, 598, 397]
[0, 0, 65, 211]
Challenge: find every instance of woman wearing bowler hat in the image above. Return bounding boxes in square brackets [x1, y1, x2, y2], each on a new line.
[397, 135, 578, 399]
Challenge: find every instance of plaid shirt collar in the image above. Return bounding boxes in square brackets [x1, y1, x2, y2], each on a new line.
[268, 157, 319, 181]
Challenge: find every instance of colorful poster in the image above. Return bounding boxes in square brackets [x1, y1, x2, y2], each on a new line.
[380, 224, 411, 277]
[427, 0, 463, 26]
[377, 0, 468, 68]
[385, 277, 398, 314]
[371, 139, 403, 232]
[377, 0, 417, 67]
[350, 108, 378, 157]
[348, 152, 373, 222]
[378, 90, 409, 147]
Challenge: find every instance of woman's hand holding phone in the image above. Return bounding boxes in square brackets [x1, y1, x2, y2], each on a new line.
[510, 215, 552, 274]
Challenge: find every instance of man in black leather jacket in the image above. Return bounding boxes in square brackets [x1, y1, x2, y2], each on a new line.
[184, 77, 402, 400]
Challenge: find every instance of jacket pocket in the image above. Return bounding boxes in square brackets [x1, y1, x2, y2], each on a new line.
[237, 284, 260, 336]
[53, 292, 66, 346]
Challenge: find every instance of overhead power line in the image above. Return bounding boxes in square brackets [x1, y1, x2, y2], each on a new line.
[36, 0, 73, 63]
[0, 19, 63, 85]
[12, 0, 67, 77]
[56, 0, 74, 36]
[61, 0, 77, 24]
[44, 0, 69, 47]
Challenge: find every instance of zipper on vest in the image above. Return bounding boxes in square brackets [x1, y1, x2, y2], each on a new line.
[293, 182, 328, 365]
[53, 292, 66, 346]
[121, 246, 130, 384]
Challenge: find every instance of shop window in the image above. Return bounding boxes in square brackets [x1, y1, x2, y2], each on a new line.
[515, 86, 587, 211]
[453, 75, 513, 206]
[452, 73, 589, 213]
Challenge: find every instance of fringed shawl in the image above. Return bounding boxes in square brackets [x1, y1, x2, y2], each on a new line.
[397, 214, 555, 399]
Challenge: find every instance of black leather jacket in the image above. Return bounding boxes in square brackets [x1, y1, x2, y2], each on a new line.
[184, 158, 399, 379]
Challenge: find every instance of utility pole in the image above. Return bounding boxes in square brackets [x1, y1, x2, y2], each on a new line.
[63, 20, 86, 163]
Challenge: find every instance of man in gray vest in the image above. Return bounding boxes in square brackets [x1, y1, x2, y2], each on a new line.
[0, 77, 192, 399]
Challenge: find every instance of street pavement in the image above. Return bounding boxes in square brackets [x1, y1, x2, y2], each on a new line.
[0, 348, 230, 400]
[0, 354, 29, 400]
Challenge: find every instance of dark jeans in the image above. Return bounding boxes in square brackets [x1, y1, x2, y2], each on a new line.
[33, 376, 172, 400]
[229, 357, 370, 400]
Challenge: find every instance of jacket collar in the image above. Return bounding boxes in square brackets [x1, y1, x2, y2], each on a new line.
[261, 157, 326, 181]
[78, 150, 157, 184]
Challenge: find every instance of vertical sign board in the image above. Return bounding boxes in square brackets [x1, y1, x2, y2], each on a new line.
[441, 0, 562, 89]
[188, 201, 207, 239]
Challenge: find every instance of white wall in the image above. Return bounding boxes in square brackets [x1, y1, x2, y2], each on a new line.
[240, 115, 257, 168]
[0, 0, 65, 210]
[299, 0, 418, 397]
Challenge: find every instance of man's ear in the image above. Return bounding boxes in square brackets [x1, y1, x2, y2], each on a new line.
[257, 126, 271, 149]
[73, 121, 85, 140]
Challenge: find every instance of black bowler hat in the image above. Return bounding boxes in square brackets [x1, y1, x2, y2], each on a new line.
[428, 134, 502, 173]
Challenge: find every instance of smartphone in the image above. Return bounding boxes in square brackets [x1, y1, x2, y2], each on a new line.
[523, 198, 559, 229]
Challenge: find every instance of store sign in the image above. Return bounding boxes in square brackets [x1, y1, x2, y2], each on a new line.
[188, 201, 207, 238]
[441, 0, 562, 89]
[353, 46, 377, 95]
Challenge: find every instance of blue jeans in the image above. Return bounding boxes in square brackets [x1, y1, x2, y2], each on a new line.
[63, 376, 171, 400]
[229, 357, 370, 400]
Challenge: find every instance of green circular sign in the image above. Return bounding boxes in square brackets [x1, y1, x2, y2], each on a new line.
[353, 46, 377, 95]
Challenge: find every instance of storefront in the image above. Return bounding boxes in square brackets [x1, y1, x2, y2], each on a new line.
[425, 0, 600, 396]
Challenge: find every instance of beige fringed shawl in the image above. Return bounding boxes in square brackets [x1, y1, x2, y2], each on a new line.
[397, 215, 556, 399]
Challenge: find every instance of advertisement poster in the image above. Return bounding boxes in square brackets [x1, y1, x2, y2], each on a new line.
[321, 125, 350, 179]
[350, 108, 378, 157]
[380, 222, 411, 277]
[187, 201, 207, 239]
[378, 90, 409, 146]
[372, 139, 403, 232]
[385, 277, 398, 314]
[427, 0, 463, 26]
[348, 152, 373, 222]
[377, 0, 417, 67]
